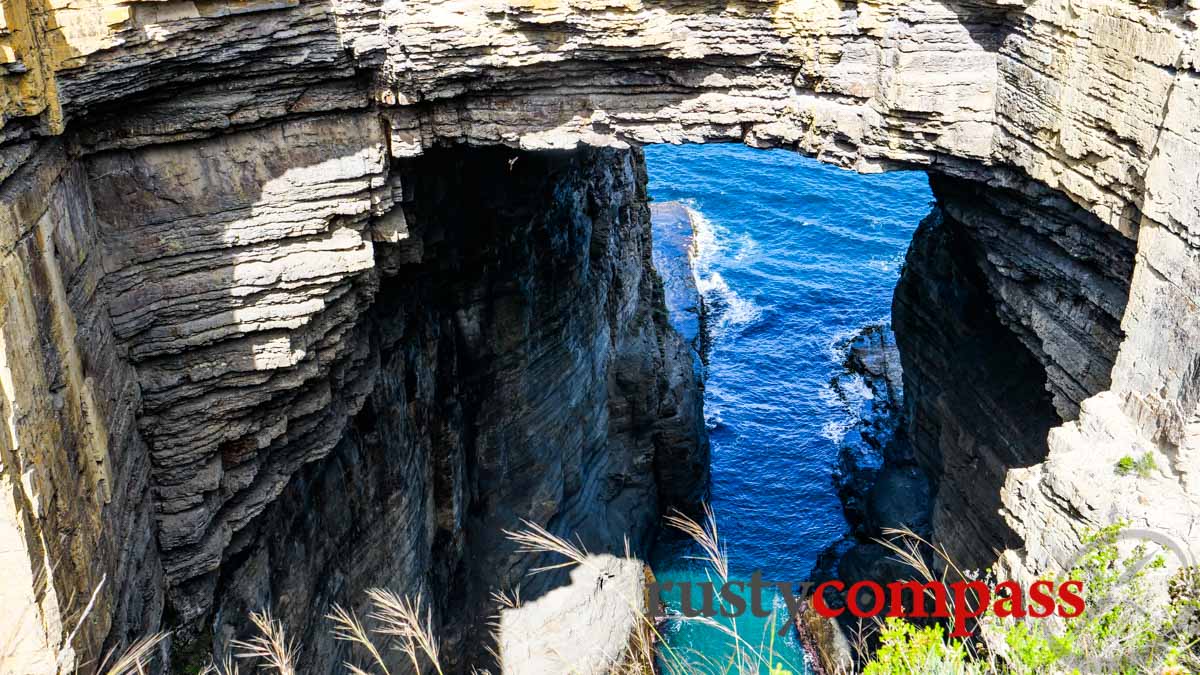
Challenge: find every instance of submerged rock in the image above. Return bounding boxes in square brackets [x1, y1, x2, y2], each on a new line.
[651, 201, 707, 373]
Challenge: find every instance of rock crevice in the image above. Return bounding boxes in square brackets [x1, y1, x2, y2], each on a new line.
[1, 0, 1198, 670]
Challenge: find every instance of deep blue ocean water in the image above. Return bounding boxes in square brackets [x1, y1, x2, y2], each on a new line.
[645, 144, 933, 673]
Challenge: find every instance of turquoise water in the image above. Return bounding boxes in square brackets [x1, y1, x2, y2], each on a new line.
[645, 144, 933, 673]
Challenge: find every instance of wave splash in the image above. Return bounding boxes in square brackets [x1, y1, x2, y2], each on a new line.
[683, 203, 766, 336]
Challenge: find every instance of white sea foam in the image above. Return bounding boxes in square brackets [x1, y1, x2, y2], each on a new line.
[731, 233, 759, 263]
[702, 382, 726, 429]
[685, 202, 719, 279]
[824, 326, 863, 364]
[818, 323, 890, 443]
[823, 316, 892, 364]
[869, 251, 907, 275]
[817, 374, 863, 445]
[820, 419, 854, 444]
[683, 204, 765, 336]
[696, 271, 763, 328]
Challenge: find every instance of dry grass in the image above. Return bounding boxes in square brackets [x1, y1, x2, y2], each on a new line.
[93, 633, 170, 675]
[233, 611, 298, 675]
[362, 589, 443, 675]
[226, 591, 445, 675]
[663, 505, 728, 582]
[14, 519, 1193, 675]
[328, 604, 392, 675]
[199, 652, 241, 675]
[504, 506, 798, 675]
[0, 627, 169, 675]
[505, 519, 591, 573]
[11, 506, 795, 675]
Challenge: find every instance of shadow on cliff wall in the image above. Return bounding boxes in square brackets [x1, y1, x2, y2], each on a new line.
[82, 98, 688, 673]
[82, 108, 398, 669]
[892, 193, 1060, 570]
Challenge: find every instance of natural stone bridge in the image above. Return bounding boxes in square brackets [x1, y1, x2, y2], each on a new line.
[0, 0, 1196, 671]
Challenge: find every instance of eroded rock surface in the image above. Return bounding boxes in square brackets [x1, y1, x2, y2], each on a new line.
[1, 0, 1198, 671]
[200, 146, 706, 672]
[495, 554, 651, 675]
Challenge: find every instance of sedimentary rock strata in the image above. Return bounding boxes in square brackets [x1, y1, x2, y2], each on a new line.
[201, 146, 705, 672]
[0, 0, 1197, 671]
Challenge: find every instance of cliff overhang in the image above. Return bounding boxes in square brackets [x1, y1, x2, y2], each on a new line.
[1, 0, 1198, 670]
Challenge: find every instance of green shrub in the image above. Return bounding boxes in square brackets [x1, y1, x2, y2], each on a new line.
[861, 523, 1200, 674]
[1115, 455, 1136, 475]
[1114, 451, 1157, 478]
[863, 619, 979, 675]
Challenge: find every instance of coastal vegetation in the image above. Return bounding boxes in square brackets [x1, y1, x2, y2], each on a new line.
[856, 524, 1200, 675]
[1115, 453, 1158, 479]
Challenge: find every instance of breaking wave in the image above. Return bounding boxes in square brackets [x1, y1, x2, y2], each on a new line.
[683, 203, 766, 336]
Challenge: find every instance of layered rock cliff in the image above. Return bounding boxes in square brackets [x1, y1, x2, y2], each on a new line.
[1, 0, 1199, 671]
[203, 145, 706, 672]
[2, 124, 709, 672]
[894, 172, 1138, 569]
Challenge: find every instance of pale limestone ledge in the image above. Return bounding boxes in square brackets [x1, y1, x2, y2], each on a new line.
[496, 555, 651, 674]
[1001, 221, 1200, 581]
[360, 0, 1200, 241]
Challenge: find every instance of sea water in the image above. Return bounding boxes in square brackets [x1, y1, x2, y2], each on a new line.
[645, 144, 933, 673]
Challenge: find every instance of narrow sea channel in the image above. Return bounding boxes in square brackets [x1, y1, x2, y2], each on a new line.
[646, 144, 933, 673]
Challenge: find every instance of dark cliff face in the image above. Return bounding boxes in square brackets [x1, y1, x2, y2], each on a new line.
[892, 172, 1135, 569]
[205, 146, 708, 672]
[892, 204, 1059, 569]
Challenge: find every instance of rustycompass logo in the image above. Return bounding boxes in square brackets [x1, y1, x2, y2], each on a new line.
[808, 577, 1084, 638]
[648, 526, 1199, 648]
[648, 573, 1084, 638]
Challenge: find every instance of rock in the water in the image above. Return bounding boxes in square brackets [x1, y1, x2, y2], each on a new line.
[651, 201, 707, 372]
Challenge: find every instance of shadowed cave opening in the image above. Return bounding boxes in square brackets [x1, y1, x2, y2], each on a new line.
[189, 141, 1132, 674]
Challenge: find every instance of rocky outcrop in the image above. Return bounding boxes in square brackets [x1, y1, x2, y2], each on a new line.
[650, 202, 707, 372]
[813, 323, 933, 633]
[1, 0, 1199, 670]
[495, 554, 652, 674]
[927, 173, 1137, 422]
[893, 202, 1066, 569]
[826, 324, 922, 544]
[187, 145, 705, 672]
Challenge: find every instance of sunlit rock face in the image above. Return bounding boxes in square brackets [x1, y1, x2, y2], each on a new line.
[200, 146, 705, 673]
[1, 0, 1198, 670]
